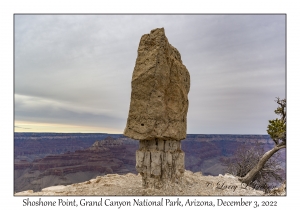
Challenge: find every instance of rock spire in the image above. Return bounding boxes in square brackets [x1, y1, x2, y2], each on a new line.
[124, 27, 190, 141]
[124, 28, 190, 188]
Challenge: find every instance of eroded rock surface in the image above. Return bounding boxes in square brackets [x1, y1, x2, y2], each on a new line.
[124, 28, 190, 141]
[136, 139, 185, 188]
[124, 28, 190, 189]
[16, 171, 273, 196]
[14, 137, 137, 193]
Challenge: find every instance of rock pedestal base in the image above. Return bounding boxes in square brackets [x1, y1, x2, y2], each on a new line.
[136, 139, 185, 189]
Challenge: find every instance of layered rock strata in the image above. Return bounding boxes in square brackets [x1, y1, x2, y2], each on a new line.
[124, 28, 190, 188]
[14, 137, 137, 192]
[136, 139, 185, 188]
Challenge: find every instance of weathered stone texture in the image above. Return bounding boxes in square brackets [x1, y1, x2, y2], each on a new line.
[124, 28, 190, 141]
[136, 139, 185, 188]
[124, 28, 189, 189]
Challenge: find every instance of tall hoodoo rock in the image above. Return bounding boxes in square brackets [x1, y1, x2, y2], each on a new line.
[124, 28, 190, 189]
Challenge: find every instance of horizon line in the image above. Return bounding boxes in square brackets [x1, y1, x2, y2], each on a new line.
[14, 131, 270, 135]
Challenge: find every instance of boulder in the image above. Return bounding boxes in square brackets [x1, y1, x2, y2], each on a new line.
[124, 28, 190, 141]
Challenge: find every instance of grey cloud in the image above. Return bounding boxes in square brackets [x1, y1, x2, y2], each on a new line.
[15, 93, 126, 129]
[14, 126, 31, 130]
[14, 14, 286, 134]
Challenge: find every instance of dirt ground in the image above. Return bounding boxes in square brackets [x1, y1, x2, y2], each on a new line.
[15, 170, 287, 196]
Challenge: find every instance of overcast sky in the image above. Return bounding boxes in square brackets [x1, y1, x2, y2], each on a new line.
[14, 14, 286, 134]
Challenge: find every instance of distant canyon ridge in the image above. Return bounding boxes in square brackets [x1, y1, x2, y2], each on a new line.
[14, 133, 286, 193]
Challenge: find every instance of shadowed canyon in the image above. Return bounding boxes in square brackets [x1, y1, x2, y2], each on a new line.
[14, 133, 286, 193]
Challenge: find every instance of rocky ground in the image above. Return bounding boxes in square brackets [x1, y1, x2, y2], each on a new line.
[14, 170, 285, 196]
